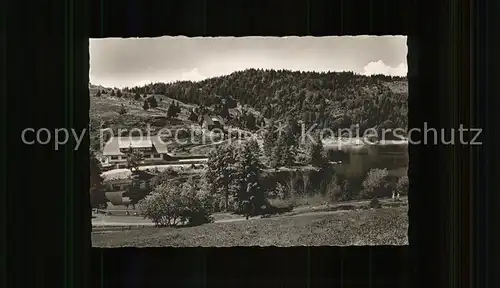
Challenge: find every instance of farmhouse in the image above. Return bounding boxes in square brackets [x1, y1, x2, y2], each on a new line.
[102, 135, 173, 169]
[201, 114, 225, 131]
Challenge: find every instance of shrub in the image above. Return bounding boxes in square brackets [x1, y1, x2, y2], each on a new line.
[395, 175, 409, 196]
[360, 168, 390, 199]
[138, 179, 213, 227]
[296, 154, 309, 164]
[175, 129, 190, 139]
[137, 183, 180, 227]
[369, 197, 382, 209]
[119, 104, 127, 115]
[271, 182, 287, 200]
[179, 179, 214, 225]
[126, 149, 144, 172]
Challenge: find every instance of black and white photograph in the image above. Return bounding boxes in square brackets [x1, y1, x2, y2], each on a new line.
[89, 36, 409, 247]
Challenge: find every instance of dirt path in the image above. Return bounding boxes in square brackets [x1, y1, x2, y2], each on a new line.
[92, 198, 408, 229]
[92, 206, 375, 228]
[92, 214, 261, 227]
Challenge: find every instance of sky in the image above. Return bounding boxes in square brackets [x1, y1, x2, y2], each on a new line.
[89, 36, 407, 89]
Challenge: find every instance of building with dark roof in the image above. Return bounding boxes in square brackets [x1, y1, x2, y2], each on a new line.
[102, 136, 173, 169]
[201, 114, 225, 131]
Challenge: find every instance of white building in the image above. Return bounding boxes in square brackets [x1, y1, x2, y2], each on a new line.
[102, 136, 172, 169]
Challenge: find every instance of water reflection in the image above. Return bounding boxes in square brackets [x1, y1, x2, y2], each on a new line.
[326, 141, 408, 179]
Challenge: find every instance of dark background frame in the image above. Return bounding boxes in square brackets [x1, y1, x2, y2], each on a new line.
[4, 0, 498, 287]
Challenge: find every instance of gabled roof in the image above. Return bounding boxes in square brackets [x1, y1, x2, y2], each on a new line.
[102, 135, 170, 156]
[151, 137, 169, 154]
[202, 114, 224, 126]
[118, 137, 152, 149]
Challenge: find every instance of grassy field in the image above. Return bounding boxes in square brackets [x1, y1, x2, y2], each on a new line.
[92, 206, 408, 247]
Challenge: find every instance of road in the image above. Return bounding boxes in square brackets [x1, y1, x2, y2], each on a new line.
[91, 208, 356, 228]
[92, 214, 262, 227]
[93, 197, 408, 228]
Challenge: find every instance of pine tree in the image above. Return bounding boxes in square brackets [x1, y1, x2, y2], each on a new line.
[188, 110, 199, 122]
[204, 145, 238, 211]
[270, 135, 286, 168]
[167, 102, 180, 118]
[279, 118, 299, 166]
[134, 92, 141, 101]
[221, 103, 230, 119]
[263, 119, 277, 161]
[277, 134, 290, 167]
[235, 139, 265, 213]
[308, 132, 325, 167]
[143, 100, 150, 110]
[149, 96, 158, 108]
[175, 101, 181, 114]
[126, 147, 144, 172]
[245, 113, 256, 131]
[116, 89, 122, 98]
[110, 89, 115, 96]
[90, 149, 107, 209]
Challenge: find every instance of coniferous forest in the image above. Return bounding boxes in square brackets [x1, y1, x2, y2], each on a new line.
[126, 69, 408, 133]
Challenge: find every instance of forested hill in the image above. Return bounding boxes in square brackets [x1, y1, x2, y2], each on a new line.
[128, 68, 408, 132]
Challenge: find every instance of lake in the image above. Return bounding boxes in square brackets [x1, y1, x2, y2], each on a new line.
[325, 140, 408, 179]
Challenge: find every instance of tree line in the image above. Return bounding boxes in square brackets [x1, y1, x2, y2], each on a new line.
[126, 69, 408, 134]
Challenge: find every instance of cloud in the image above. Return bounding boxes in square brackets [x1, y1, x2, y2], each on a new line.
[180, 68, 207, 82]
[132, 79, 154, 87]
[127, 68, 207, 87]
[362, 60, 407, 76]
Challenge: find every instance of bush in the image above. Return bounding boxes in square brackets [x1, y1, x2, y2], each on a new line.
[296, 154, 309, 164]
[395, 175, 409, 196]
[137, 183, 180, 227]
[369, 197, 382, 209]
[179, 179, 214, 225]
[270, 182, 287, 200]
[360, 168, 391, 199]
[138, 179, 213, 227]
[119, 104, 127, 115]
